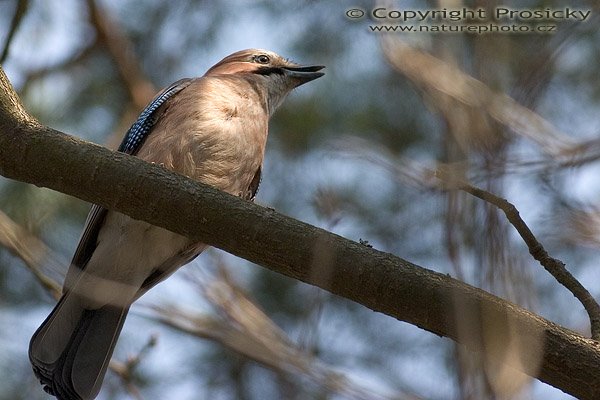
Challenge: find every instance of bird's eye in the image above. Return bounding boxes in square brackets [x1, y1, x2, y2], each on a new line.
[254, 55, 270, 64]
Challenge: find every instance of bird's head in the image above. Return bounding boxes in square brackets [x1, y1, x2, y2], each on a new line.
[205, 49, 324, 114]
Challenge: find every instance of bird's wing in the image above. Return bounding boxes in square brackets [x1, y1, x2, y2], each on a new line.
[247, 166, 262, 201]
[137, 242, 206, 298]
[63, 78, 194, 292]
[118, 78, 194, 155]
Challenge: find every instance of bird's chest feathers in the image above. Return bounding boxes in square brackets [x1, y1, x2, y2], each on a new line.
[138, 86, 268, 195]
[197, 93, 268, 169]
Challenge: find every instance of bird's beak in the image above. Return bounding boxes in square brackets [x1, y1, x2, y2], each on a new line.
[282, 65, 325, 86]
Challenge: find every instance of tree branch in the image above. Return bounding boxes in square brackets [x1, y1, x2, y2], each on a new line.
[339, 138, 600, 341]
[87, 0, 156, 110]
[436, 168, 600, 341]
[1, 67, 600, 399]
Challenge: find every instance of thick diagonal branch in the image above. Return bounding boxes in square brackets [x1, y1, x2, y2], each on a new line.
[1, 67, 600, 399]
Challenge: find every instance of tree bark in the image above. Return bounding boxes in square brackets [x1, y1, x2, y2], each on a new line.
[1, 67, 599, 399]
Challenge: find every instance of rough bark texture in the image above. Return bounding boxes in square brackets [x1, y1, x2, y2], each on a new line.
[1, 67, 600, 399]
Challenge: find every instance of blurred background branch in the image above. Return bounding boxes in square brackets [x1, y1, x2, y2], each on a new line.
[148, 266, 407, 400]
[381, 37, 574, 157]
[0, 0, 28, 64]
[87, 0, 156, 110]
[0, 209, 62, 298]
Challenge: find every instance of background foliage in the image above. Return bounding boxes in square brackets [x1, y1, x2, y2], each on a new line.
[1, 1, 599, 399]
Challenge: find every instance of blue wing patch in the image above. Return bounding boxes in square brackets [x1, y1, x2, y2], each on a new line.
[118, 78, 194, 155]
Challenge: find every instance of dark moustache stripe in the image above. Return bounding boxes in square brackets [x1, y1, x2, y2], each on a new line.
[253, 66, 285, 76]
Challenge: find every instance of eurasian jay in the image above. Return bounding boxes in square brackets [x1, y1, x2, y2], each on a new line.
[29, 49, 324, 400]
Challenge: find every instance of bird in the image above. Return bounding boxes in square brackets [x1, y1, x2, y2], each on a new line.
[28, 49, 324, 400]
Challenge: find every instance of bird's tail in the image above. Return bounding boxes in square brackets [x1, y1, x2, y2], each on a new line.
[29, 291, 129, 400]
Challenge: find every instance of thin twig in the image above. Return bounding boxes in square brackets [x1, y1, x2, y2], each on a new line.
[337, 139, 600, 340]
[436, 168, 600, 340]
[109, 335, 156, 400]
[0, 209, 62, 298]
[0, 0, 29, 63]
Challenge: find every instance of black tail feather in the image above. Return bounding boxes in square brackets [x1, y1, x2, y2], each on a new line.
[29, 294, 129, 400]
